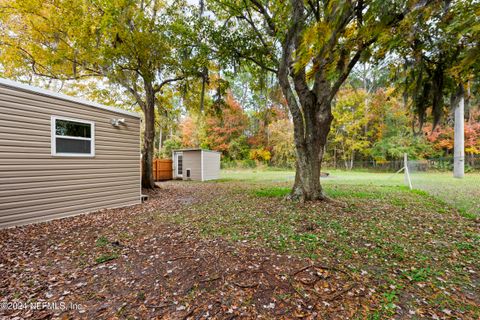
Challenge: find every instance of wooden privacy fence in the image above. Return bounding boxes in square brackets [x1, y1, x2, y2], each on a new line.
[153, 159, 173, 181]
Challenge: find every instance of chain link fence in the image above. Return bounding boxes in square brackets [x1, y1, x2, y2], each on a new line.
[324, 155, 480, 172]
[324, 156, 479, 217]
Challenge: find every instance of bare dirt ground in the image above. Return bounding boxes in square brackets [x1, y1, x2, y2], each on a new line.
[0, 183, 375, 319]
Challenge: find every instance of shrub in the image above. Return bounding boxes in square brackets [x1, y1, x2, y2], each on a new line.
[221, 159, 257, 169]
[240, 159, 257, 168]
[228, 136, 250, 160]
[159, 136, 182, 159]
[249, 148, 271, 163]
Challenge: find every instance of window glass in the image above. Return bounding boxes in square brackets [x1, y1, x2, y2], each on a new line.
[56, 138, 91, 154]
[177, 155, 183, 174]
[56, 119, 91, 138]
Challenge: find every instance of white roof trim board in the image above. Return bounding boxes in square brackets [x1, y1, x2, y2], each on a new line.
[173, 148, 221, 154]
[0, 78, 141, 118]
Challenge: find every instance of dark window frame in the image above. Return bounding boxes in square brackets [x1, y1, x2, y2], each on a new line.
[177, 154, 183, 175]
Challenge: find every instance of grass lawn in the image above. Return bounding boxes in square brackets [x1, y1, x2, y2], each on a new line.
[0, 171, 478, 319]
[221, 169, 480, 217]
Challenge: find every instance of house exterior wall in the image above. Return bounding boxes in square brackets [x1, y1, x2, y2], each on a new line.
[202, 151, 221, 181]
[0, 81, 141, 228]
[182, 151, 202, 181]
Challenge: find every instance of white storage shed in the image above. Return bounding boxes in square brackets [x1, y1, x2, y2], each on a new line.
[172, 149, 221, 181]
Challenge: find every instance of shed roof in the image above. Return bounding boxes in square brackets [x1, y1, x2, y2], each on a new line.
[173, 148, 221, 154]
[0, 78, 141, 118]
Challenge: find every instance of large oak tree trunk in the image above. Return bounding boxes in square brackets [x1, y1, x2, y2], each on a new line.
[142, 107, 155, 188]
[275, 0, 337, 201]
[141, 82, 156, 189]
[234, 0, 410, 201]
[289, 100, 333, 201]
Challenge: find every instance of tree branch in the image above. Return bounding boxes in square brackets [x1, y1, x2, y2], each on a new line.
[117, 78, 145, 110]
[290, 1, 313, 107]
[232, 47, 278, 73]
[14, 45, 101, 80]
[154, 76, 186, 93]
[328, 49, 363, 103]
[307, 0, 320, 21]
[278, 0, 306, 143]
[240, 0, 270, 50]
[250, 0, 276, 35]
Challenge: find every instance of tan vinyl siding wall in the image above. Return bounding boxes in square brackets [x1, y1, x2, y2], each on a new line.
[202, 151, 220, 181]
[0, 84, 141, 228]
[182, 151, 202, 181]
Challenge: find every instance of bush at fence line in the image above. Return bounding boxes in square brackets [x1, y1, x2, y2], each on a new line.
[221, 159, 257, 169]
[220, 159, 236, 169]
[324, 166, 376, 172]
[321, 156, 480, 173]
[220, 156, 480, 172]
[428, 158, 477, 172]
[430, 160, 453, 171]
[264, 165, 293, 171]
[465, 164, 474, 173]
[321, 160, 405, 172]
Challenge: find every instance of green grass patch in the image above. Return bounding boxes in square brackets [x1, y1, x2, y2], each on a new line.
[402, 267, 433, 282]
[95, 252, 119, 264]
[95, 236, 109, 247]
[456, 242, 475, 251]
[459, 210, 478, 220]
[325, 188, 378, 199]
[253, 187, 291, 197]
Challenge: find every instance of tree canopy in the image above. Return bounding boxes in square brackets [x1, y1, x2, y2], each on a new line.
[0, 0, 209, 187]
[386, 0, 480, 129]
[0, 0, 478, 194]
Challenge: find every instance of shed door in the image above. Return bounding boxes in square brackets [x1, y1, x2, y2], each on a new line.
[175, 152, 183, 177]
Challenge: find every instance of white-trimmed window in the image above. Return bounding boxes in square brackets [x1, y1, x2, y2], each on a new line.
[51, 116, 95, 157]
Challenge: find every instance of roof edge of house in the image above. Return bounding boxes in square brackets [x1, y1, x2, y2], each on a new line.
[0, 78, 141, 118]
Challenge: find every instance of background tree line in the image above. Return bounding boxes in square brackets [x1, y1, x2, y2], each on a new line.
[159, 67, 480, 170]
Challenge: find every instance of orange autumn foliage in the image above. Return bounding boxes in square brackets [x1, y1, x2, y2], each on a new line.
[424, 119, 480, 155]
[248, 105, 290, 148]
[180, 117, 199, 147]
[204, 93, 249, 154]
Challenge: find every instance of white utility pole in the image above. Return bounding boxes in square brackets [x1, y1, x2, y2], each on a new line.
[404, 153, 412, 190]
[453, 85, 465, 179]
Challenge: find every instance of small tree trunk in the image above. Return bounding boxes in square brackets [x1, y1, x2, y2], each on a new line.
[453, 84, 465, 179]
[199, 67, 207, 112]
[341, 144, 347, 169]
[158, 126, 163, 152]
[333, 148, 337, 169]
